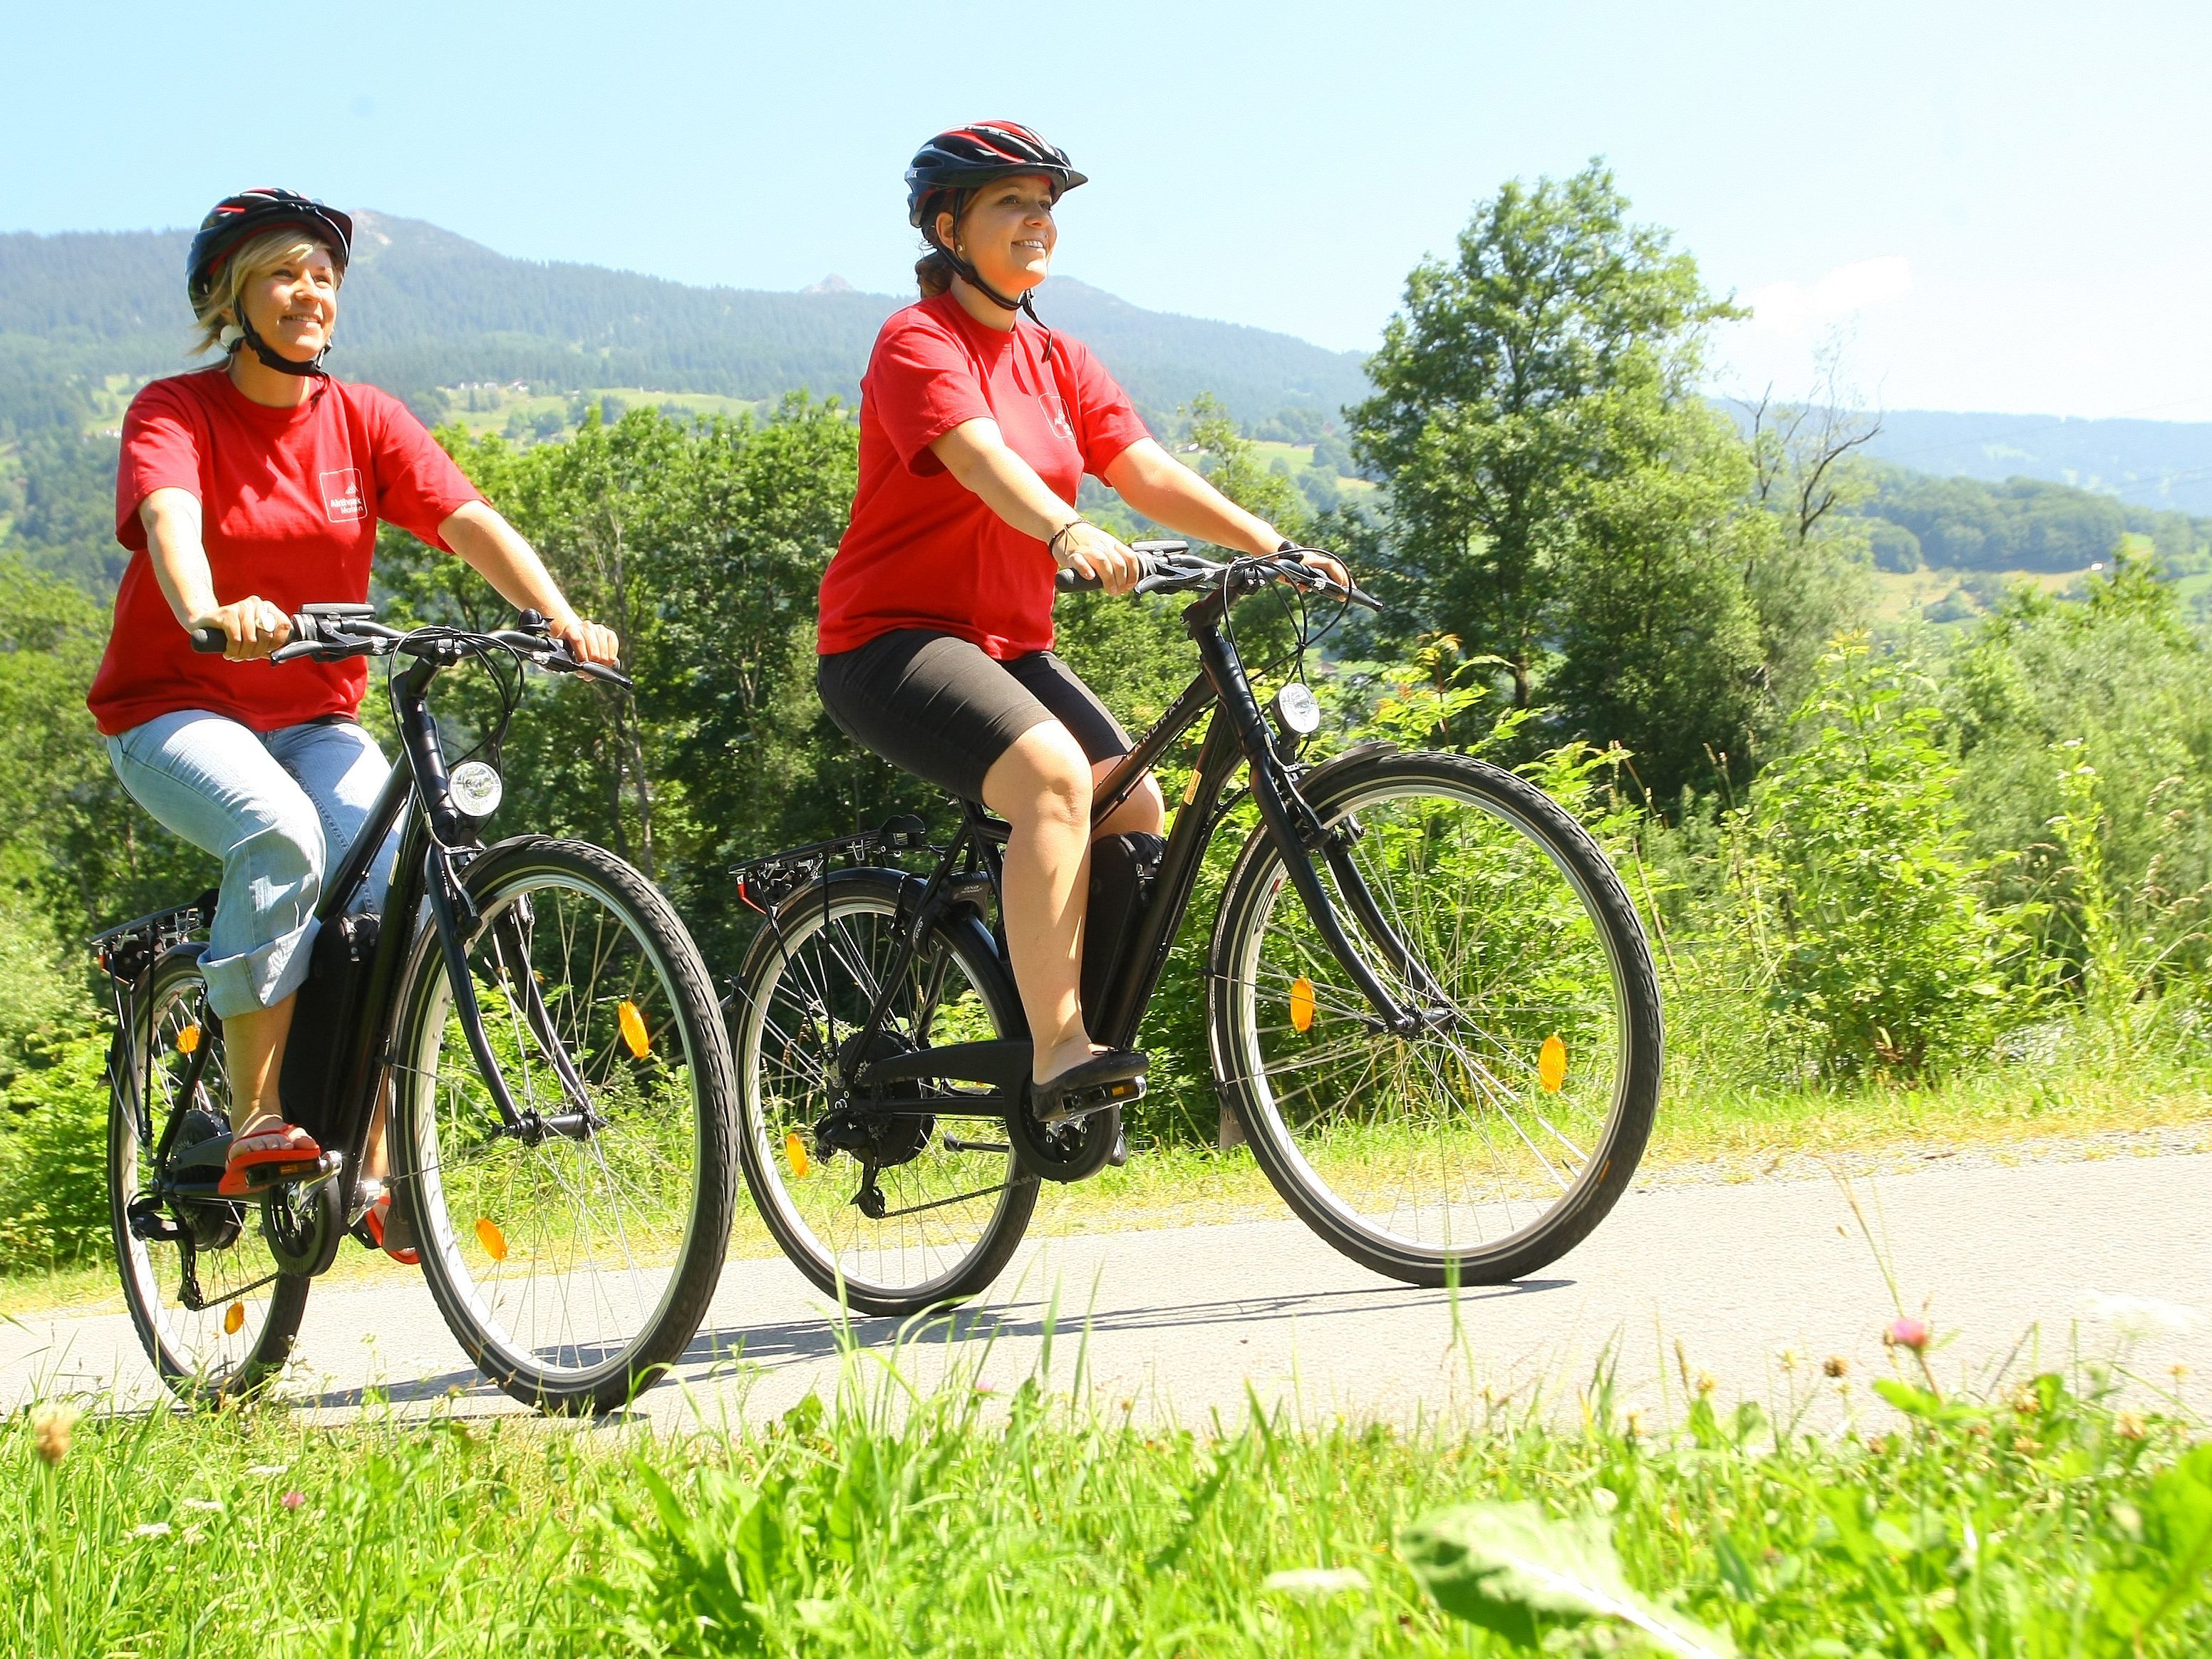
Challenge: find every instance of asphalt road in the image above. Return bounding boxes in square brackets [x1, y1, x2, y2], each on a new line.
[7, 1152, 2208, 1432]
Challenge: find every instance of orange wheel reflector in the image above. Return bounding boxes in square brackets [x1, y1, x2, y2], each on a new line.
[475, 1217, 509, 1262]
[1288, 977, 1316, 1034]
[177, 1024, 202, 1055]
[785, 1132, 811, 1180]
[222, 1301, 245, 1335]
[617, 1000, 650, 1059]
[1538, 1034, 1567, 1093]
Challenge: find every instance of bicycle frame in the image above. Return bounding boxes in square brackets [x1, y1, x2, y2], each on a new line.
[130, 644, 592, 1271]
[825, 574, 1435, 1110]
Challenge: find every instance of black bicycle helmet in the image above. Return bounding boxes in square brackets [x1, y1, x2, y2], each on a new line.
[186, 190, 353, 377]
[904, 121, 1087, 229]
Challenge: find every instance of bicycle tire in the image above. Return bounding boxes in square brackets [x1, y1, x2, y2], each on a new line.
[730, 869, 1038, 1318]
[109, 945, 309, 1405]
[1209, 750, 1663, 1286]
[391, 837, 738, 1414]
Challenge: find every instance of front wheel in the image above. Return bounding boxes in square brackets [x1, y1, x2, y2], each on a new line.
[391, 838, 738, 1413]
[1210, 750, 1663, 1286]
[109, 946, 309, 1404]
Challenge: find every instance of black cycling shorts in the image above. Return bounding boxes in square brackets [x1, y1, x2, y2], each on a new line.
[817, 629, 1131, 803]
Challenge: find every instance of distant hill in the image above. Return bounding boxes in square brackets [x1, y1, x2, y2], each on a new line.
[1856, 409, 2212, 516]
[0, 213, 1371, 434]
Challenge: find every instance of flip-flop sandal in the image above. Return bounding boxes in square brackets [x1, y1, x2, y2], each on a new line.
[215, 1122, 324, 1197]
[1031, 1048, 1149, 1124]
[356, 1183, 420, 1265]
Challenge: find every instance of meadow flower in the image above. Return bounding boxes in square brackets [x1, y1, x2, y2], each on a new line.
[1883, 1317, 1931, 1353]
[183, 1498, 224, 1513]
[281, 1490, 306, 1511]
[131, 1521, 172, 1539]
[32, 1405, 76, 1467]
[2084, 1293, 2203, 1338]
[244, 1464, 287, 1478]
[1260, 1566, 1368, 1598]
[2115, 1411, 2147, 1441]
[1823, 1355, 1851, 1378]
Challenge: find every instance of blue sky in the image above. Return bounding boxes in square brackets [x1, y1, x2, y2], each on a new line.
[6, 0, 2206, 420]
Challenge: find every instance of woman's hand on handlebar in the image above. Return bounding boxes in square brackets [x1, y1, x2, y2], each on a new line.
[1055, 522, 1147, 597]
[1288, 546, 1352, 592]
[188, 597, 292, 661]
[549, 613, 621, 666]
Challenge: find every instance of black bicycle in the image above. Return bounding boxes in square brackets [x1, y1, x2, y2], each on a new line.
[93, 605, 738, 1411]
[727, 546, 1663, 1316]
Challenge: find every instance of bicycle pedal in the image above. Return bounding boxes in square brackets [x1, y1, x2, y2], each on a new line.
[1034, 1074, 1145, 1127]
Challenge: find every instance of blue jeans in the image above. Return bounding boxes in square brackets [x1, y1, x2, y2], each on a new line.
[108, 710, 398, 1020]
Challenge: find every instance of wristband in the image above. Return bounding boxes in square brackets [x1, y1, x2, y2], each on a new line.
[1048, 518, 1089, 570]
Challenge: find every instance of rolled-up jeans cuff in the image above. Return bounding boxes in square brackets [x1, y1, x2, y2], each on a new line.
[199, 914, 321, 1021]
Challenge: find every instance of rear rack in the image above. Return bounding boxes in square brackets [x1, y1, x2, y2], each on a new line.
[733, 815, 941, 913]
[92, 888, 218, 986]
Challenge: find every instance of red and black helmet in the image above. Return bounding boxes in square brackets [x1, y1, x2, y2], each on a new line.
[904, 122, 1087, 229]
[185, 189, 353, 310]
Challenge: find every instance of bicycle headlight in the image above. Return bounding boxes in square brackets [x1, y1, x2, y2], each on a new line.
[1273, 681, 1322, 737]
[449, 760, 504, 819]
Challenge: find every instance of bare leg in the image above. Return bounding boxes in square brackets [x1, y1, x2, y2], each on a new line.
[983, 723, 1098, 1086]
[221, 993, 298, 1139]
[1092, 759, 1164, 838]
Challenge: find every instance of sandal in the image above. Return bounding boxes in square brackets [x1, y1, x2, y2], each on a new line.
[215, 1121, 324, 1196]
[356, 1181, 420, 1265]
[1030, 1048, 1149, 1125]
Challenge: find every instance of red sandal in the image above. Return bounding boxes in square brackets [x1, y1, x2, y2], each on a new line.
[358, 1183, 420, 1265]
[215, 1122, 324, 1197]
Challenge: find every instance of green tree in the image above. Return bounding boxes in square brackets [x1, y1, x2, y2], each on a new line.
[1352, 162, 1739, 717]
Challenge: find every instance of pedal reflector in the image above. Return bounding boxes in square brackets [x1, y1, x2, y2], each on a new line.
[1289, 976, 1316, 1034]
[223, 1301, 244, 1335]
[177, 1024, 201, 1055]
[785, 1132, 811, 1179]
[617, 1000, 650, 1059]
[475, 1217, 508, 1261]
[1538, 1033, 1566, 1093]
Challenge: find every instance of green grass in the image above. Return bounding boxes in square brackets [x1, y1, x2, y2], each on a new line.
[9, 1325, 2207, 1655]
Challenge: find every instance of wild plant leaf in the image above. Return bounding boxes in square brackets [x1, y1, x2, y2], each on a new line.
[1398, 1500, 1736, 1656]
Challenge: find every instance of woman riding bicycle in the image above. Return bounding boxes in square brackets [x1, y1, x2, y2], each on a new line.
[89, 188, 619, 1227]
[815, 123, 1346, 1110]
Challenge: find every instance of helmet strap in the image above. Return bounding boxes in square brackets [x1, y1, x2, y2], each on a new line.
[234, 311, 329, 378]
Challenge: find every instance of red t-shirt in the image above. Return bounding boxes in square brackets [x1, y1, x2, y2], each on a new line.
[88, 368, 482, 737]
[817, 293, 1151, 659]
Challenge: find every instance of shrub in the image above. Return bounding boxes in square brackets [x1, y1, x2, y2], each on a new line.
[1751, 641, 2034, 1080]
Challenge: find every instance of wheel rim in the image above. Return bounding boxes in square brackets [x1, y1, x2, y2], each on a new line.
[1226, 772, 1638, 1263]
[116, 974, 289, 1395]
[399, 872, 707, 1387]
[740, 891, 1025, 1303]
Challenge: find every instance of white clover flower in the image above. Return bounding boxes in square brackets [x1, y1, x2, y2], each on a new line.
[1260, 1566, 1369, 1598]
[2084, 1293, 2203, 1337]
[183, 1499, 224, 1513]
[131, 1522, 172, 1539]
[244, 1464, 288, 1478]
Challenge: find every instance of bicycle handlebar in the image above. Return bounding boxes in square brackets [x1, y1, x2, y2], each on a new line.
[1053, 541, 1382, 611]
[188, 607, 634, 688]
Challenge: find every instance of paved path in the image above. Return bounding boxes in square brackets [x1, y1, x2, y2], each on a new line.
[8, 1154, 2208, 1432]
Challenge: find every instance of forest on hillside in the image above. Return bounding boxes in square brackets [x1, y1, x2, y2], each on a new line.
[2, 165, 2210, 1268]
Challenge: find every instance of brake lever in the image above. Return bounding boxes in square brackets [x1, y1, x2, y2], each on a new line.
[545, 648, 634, 690]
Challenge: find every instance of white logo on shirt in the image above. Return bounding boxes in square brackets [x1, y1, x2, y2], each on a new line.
[321, 467, 366, 523]
[1038, 393, 1075, 443]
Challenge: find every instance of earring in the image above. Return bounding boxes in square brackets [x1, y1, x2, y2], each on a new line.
[218, 322, 243, 348]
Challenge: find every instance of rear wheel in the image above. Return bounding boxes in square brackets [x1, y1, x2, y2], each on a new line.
[731, 870, 1037, 1318]
[109, 946, 309, 1404]
[391, 839, 738, 1413]
[1211, 751, 1662, 1286]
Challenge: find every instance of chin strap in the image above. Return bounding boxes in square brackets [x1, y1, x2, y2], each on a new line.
[222, 316, 330, 378]
[932, 232, 1048, 329]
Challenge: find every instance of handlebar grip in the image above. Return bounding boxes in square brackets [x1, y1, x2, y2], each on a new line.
[1053, 567, 1102, 593]
[188, 626, 229, 653]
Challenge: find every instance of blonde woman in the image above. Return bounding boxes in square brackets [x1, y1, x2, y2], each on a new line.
[90, 190, 619, 1240]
